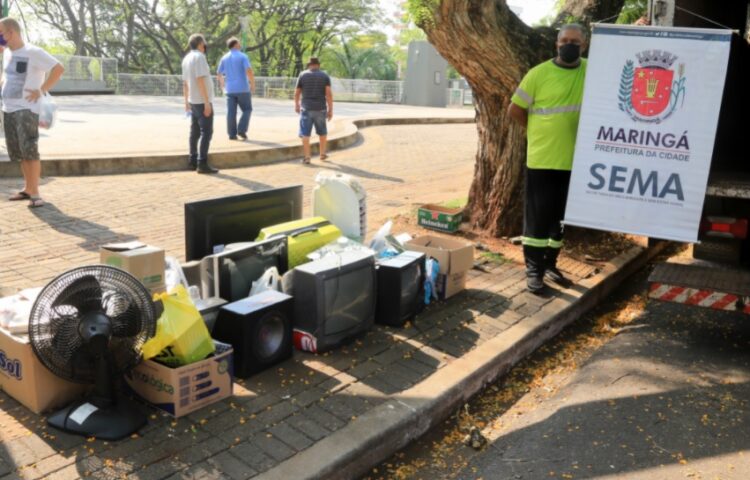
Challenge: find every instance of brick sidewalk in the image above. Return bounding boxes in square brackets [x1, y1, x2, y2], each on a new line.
[0, 123, 597, 479]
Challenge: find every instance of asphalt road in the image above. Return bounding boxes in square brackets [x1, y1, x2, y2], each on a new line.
[366, 264, 750, 480]
[463, 295, 750, 479]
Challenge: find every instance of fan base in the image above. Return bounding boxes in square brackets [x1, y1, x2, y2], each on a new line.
[48, 397, 146, 441]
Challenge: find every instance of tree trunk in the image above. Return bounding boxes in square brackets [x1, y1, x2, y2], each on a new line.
[418, 0, 624, 236]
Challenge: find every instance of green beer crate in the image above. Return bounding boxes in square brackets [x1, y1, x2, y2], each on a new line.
[417, 204, 464, 233]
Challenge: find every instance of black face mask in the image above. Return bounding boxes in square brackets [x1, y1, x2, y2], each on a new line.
[558, 43, 581, 64]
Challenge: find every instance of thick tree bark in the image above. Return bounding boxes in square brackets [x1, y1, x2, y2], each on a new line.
[556, 0, 628, 25]
[418, 0, 624, 236]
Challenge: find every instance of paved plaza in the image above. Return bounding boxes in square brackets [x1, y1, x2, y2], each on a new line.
[0, 122, 613, 479]
[0, 96, 473, 161]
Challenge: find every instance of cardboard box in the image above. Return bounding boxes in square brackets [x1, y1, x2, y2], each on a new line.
[437, 272, 467, 300]
[125, 341, 233, 418]
[0, 327, 88, 414]
[406, 235, 474, 300]
[405, 235, 474, 275]
[417, 204, 464, 233]
[100, 242, 165, 292]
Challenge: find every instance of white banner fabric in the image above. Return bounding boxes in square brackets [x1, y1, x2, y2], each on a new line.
[564, 24, 732, 242]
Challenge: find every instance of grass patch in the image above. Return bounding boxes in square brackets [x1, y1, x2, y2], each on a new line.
[480, 251, 508, 264]
[439, 197, 468, 209]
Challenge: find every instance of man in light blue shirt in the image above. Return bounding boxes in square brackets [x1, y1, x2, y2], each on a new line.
[217, 37, 255, 140]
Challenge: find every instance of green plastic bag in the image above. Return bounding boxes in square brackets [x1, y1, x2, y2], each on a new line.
[142, 285, 215, 367]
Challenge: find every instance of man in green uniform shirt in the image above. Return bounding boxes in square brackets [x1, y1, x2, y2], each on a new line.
[508, 24, 588, 293]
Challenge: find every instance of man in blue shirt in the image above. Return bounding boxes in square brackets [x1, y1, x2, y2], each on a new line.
[217, 37, 255, 140]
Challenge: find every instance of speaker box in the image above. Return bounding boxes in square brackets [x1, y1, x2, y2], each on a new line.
[213, 290, 293, 378]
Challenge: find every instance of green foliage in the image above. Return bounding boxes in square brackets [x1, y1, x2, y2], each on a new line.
[35, 40, 75, 55]
[405, 0, 439, 29]
[88, 58, 101, 81]
[321, 33, 397, 80]
[480, 252, 508, 265]
[616, 0, 648, 24]
[18, 0, 380, 76]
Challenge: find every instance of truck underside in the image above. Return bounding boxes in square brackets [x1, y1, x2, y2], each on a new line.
[646, 0, 750, 312]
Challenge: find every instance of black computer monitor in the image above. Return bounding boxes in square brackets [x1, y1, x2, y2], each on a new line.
[184, 186, 303, 261]
[200, 237, 288, 302]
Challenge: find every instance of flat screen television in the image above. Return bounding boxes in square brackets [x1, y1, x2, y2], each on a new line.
[200, 237, 288, 302]
[184, 185, 303, 261]
[286, 250, 376, 353]
[375, 251, 426, 327]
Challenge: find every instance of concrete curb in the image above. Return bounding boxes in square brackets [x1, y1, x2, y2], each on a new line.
[0, 116, 474, 178]
[256, 241, 668, 480]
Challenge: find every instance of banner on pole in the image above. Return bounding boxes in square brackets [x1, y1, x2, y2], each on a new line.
[563, 25, 732, 243]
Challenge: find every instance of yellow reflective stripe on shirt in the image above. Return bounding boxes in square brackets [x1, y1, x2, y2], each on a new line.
[528, 105, 581, 115]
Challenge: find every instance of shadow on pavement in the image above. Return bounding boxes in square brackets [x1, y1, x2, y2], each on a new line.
[461, 301, 750, 480]
[212, 173, 273, 192]
[320, 160, 403, 183]
[28, 202, 138, 251]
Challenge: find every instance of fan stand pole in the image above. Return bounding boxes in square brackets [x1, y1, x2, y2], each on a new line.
[91, 353, 115, 406]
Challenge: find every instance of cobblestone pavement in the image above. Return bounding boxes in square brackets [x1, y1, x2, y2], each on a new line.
[0, 123, 597, 479]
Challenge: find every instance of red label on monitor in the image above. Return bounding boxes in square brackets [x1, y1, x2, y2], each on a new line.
[293, 330, 318, 353]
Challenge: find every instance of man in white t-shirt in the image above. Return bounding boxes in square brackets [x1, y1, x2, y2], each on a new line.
[182, 33, 218, 174]
[0, 17, 64, 208]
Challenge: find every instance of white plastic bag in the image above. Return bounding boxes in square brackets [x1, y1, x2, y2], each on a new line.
[249, 267, 281, 296]
[165, 256, 190, 292]
[368, 220, 392, 256]
[38, 94, 58, 129]
[0, 287, 42, 334]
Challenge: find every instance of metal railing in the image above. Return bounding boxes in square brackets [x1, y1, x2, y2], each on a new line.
[40, 54, 475, 107]
[115, 74, 405, 103]
[52, 55, 118, 92]
[447, 87, 475, 107]
[39, 61, 476, 107]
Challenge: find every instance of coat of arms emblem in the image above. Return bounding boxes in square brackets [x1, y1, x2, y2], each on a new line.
[618, 50, 686, 123]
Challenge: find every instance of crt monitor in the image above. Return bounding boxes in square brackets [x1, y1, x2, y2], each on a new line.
[375, 251, 426, 327]
[184, 185, 303, 261]
[200, 237, 288, 302]
[288, 250, 376, 352]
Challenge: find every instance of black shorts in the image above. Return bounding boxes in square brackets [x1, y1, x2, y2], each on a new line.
[3, 110, 40, 162]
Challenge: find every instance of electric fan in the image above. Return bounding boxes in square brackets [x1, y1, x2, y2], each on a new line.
[28, 265, 157, 440]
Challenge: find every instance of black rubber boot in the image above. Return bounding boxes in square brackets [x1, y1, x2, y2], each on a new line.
[544, 247, 570, 286]
[524, 245, 546, 294]
[526, 275, 545, 294]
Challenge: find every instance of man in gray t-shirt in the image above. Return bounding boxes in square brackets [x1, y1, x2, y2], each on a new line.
[294, 57, 333, 164]
[182, 33, 218, 174]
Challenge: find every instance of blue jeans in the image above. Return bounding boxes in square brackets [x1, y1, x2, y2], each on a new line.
[298, 110, 328, 137]
[189, 103, 213, 164]
[226, 92, 252, 138]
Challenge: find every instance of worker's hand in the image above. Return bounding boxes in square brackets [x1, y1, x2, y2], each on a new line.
[204, 103, 212, 117]
[24, 89, 43, 103]
[185, 101, 190, 113]
[295, 104, 301, 114]
[327, 110, 333, 121]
